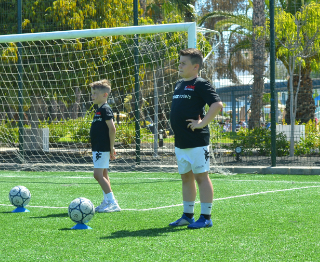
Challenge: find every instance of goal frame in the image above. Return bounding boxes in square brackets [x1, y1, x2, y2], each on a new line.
[0, 22, 198, 171]
[0, 22, 197, 48]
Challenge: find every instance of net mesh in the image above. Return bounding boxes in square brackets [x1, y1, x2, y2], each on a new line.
[0, 26, 229, 173]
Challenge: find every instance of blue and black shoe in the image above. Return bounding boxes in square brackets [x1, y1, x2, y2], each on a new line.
[169, 213, 195, 227]
[187, 215, 213, 229]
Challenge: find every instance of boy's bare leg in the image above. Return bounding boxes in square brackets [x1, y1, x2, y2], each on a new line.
[103, 168, 110, 185]
[94, 168, 120, 212]
[194, 171, 213, 203]
[181, 170, 197, 202]
[94, 168, 112, 194]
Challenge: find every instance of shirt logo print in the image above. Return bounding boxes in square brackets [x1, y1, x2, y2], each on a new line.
[184, 85, 195, 91]
[172, 94, 191, 99]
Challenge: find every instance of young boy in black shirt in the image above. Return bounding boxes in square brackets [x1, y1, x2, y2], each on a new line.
[90, 79, 120, 213]
[169, 48, 223, 229]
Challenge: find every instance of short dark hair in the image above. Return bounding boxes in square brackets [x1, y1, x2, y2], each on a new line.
[89, 79, 111, 94]
[179, 48, 203, 71]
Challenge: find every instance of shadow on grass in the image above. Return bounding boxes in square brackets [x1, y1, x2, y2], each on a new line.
[30, 213, 68, 219]
[101, 226, 188, 239]
[0, 180, 178, 186]
[0, 180, 96, 186]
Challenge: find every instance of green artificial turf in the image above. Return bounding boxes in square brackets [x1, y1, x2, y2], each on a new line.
[1, 171, 320, 261]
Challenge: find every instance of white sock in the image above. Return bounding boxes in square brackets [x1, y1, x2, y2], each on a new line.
[201, 202, 212, 215]
[104, 192, 115, 203]
[183, 201, 195, 214]
[102, 190, 107, 201]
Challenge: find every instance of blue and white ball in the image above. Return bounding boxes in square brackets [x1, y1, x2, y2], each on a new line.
[9, 186, 31, 207]
[68, 197, 95, 224]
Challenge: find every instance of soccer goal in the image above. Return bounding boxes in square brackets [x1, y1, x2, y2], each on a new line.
[0, 22, 224, 173]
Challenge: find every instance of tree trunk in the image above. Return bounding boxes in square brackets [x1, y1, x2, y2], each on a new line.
[249, 0, 266, 129]
[72, 87, 81, 119]
[49, 98, 58, 121]
[285, 69, 315, 124]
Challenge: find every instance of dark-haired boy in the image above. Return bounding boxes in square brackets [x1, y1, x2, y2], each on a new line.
[169, 48, 223, 229]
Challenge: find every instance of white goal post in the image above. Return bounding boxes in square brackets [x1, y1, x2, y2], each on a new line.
[0, 22, 226, 173]
[0, 22, 197, 47]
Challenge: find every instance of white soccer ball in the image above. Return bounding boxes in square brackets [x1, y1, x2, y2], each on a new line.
[68, 197, 95, 224]
[9, 186, 31, 207]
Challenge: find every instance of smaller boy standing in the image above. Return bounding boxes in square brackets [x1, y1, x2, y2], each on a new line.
[90, 79, 120, 213]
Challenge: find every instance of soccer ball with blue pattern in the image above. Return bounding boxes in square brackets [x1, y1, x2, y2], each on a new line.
[9, 186, 31, 207]
[68, 197, 95, 224]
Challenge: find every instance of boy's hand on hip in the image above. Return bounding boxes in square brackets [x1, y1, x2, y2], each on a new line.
[186, 115, 203, 131]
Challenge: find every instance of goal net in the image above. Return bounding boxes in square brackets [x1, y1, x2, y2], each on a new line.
[0, 22, 226, 173]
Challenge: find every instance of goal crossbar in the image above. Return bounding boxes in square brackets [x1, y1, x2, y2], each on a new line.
[0, 22, 197, 48]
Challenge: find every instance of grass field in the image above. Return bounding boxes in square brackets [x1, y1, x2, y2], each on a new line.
[1, 171, 320, 261]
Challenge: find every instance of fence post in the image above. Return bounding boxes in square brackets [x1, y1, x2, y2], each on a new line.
[159, 129, 163, 147]
[17, 0, 24, 162]
[270, 0, 276, 166]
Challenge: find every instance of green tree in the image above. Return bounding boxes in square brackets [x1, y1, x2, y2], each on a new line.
[275, 2, 320, 155]
[275, 2, 320, 125]
[0, 0, 140, 123]
[145, 0, 196, 23]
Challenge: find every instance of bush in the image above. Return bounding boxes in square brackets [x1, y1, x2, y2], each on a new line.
[0, 120, 19, 145]
[295, 131, 320, 155]
[115, 120, 152, 146]
[229, 127, 290, 157]
[294, 120, 320, 155]
[71, 118, 92, 143]
[39, 119, 67, 143]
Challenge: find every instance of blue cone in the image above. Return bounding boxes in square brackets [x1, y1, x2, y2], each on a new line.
[12, 207, 30, 213]
[71, 223, 92, 230]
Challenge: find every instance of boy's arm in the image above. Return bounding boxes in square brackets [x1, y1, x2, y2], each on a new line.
[106, 119, 116, 160]
[187, 101, 223, 131]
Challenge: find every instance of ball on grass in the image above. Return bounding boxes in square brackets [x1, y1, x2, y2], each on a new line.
[68, 197, 95, 224]
[9, 186, 31, 207]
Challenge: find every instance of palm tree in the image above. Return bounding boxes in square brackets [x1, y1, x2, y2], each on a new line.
[250, 0, 266, 129]
[199, 0, 319, 126]
[199, 2, 266, 129]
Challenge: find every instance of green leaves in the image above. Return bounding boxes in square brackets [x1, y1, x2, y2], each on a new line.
[275, 2, 320, 71]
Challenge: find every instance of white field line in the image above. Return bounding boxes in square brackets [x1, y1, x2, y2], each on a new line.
[123, 185, 320, 211]
[2, 174, 320, 184]
[1, 185, 319, 211]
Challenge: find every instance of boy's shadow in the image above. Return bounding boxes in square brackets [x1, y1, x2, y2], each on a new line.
[30, 213, 68, 219]
[101, 226, 188, 239]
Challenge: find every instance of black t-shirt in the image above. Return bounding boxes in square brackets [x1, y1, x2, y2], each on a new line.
[90, 103, 114, 152]
[170, 77, 221, 149]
